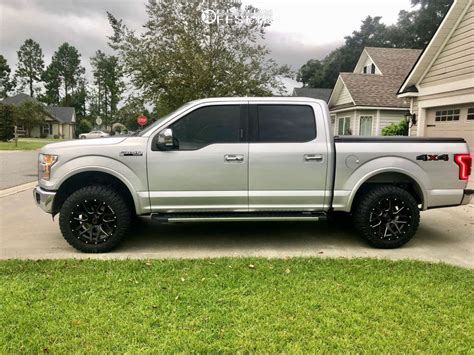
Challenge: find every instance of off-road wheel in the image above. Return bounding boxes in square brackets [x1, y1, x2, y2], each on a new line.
[59, 185, 131, 253]
[353, 185, 420, 248]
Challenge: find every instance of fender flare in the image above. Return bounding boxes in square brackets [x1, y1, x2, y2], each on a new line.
[345, 162, 429, 212]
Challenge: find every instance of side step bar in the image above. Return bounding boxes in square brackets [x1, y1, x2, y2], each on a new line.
[151, 211, 327, 223]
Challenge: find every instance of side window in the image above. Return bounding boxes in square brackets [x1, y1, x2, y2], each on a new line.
[168, 105, 242, 150]
[256, 105, 316, 143]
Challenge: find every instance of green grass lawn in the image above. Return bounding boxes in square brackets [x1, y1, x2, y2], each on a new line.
[0, 138, 61, 151]
[1, 258, 472, 352]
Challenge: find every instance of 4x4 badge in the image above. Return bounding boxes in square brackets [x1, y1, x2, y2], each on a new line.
[416, 154, 449, 161]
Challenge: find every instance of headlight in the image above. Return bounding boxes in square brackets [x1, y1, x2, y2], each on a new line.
[39, 154, 58, 180]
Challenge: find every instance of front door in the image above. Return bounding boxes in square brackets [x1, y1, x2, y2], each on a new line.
[248, 104, 329, 211]
[147, 104, 248, 212]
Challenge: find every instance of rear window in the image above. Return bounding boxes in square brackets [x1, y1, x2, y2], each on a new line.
[256, 105, 316, 142]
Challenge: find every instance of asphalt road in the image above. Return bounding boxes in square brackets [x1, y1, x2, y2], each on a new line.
[0, 151, 38, 189]
[1, 188, 473, 268]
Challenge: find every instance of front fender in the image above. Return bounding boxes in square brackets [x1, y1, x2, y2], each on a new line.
[40, 155, 148, 214]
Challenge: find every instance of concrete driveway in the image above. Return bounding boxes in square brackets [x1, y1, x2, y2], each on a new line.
[1, 188, 473, 268]
[0, 151, 38, 189]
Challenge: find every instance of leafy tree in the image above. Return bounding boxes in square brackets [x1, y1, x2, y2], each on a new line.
[0, 104, 16, 141]
[15, 39, 44, 97]
[40, 64, 61, 105]
[388, 0, 453, 48]
[0, 55, 14, 98]
[90, 50, 124, 125]
[15, 101, 47, 137]
[297, 59, 324, 87]
[382, 119, 408, 136]
[67, 78, 88, 119]
[116, 97, 152, 131]
[108, 0, 291, 113]
[49, 43, 85, 105]
[75, 118, 93, 136]
[297, 0, 452, 89]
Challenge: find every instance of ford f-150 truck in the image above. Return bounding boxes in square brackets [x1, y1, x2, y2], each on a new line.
[33, 97, 473, 253]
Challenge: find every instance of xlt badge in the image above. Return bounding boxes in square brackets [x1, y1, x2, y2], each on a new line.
[120, 151, 143, 157]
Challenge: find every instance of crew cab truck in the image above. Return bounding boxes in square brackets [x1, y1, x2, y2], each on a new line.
[33, 97, 473, 253]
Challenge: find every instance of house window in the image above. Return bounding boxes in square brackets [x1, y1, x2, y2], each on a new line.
[359, 115, 373, 136]
[435, 109, 460, 122]
[42, 123, 53, 135]
[467, 108, 474, 120]
[338, 117, 351, 135]
[364, 64, 376, 74]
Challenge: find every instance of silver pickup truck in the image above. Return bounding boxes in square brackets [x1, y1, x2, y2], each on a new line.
[33, 97, 473, 253]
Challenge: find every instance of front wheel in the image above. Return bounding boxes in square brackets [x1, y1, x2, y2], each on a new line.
[353, 185, 420, 248]
[59, 185, 131, 253]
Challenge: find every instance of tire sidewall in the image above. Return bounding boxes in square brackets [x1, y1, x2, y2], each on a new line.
[354, 186, 420, 248]
[59, 186, 131, 253]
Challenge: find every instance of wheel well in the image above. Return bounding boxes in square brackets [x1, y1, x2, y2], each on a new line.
[52, 171, 136, 216]
[351, 172, 423, 212]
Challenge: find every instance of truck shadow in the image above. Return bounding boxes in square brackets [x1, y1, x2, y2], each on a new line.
[117, 218, 369, 254]
[113, 214, 466, 255]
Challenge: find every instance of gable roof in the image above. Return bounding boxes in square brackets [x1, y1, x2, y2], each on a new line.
[0, 93, 76, 124]
[329, 47, 422, 110]
[1, 93, 38, 105]
[398, 0, 471, 94]
[292, 87, 332, 102]
[334, 73, 410, 108]
[46, 106, 75, 124]
[364, 47, 423, 76]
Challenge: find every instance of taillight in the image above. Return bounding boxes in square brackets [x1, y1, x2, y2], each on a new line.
[454, 154, 472, 180]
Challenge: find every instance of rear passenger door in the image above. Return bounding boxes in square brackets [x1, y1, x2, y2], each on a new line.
[248, 103, 329, 211]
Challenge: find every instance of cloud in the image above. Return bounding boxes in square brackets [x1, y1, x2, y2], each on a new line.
[265, 31, 341, 68]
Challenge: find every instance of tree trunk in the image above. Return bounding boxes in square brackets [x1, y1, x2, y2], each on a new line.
[29, 79, 34, 97]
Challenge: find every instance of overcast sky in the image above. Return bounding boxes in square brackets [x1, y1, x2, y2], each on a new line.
[1, 0, 413, 92]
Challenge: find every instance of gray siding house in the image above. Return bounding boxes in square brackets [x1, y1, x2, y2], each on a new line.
[1, 93, 76, 139]
[328, 47, 422, 136]
[398, 0, 474, 149]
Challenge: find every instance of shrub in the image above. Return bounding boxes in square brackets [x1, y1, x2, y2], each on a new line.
[112, 123, 127, 135]
[382, 119, 408, 136]
[53, 134, 60, 139]
[0, 104, 16, 141]
[75, 119, 93, 137]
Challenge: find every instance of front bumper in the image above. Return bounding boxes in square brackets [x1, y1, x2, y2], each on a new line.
[461, 189, 474, 205]
[33, 186, 56, 214]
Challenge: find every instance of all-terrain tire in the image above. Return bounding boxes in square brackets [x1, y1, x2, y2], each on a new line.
[353, 185, 420, 249]
[59, 185, 131, 253]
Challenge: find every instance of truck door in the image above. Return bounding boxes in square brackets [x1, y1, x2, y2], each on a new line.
[147, 103, 249, 212]
[248, 103, 329, 211]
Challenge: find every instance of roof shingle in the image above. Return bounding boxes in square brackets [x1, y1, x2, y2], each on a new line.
[292, 87, 332, 102]
[331, 47, 422, 109]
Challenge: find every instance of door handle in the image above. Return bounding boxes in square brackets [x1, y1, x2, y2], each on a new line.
[304, 154, 323, 162]
[225, 154, 244, 162]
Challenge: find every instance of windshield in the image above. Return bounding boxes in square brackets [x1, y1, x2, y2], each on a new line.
[137, 101, 196, 136]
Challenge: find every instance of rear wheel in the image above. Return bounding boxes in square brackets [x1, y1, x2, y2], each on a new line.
[59, 185, 131, 253]
[353, 185, 420, 248]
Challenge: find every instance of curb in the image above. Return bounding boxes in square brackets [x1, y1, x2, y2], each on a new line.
[0, 181, 37, 198]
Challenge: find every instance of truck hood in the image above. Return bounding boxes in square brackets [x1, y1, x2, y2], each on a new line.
[42, 137, 128, 151]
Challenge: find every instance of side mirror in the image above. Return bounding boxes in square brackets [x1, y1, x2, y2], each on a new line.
[157, 128, 175, 150]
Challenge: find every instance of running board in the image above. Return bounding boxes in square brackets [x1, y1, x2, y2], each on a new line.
[151, 211, 327, 223]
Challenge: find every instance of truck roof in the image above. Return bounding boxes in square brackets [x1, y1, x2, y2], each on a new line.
[189, 97, 327, 105]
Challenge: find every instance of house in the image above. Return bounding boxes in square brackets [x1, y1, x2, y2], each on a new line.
[328, 47, 422, 136]
[1, 93, 76, 139]
[292, 87, 332, 102]
[398, 0, 474, 149]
